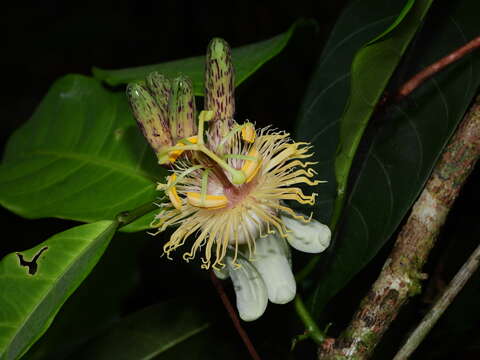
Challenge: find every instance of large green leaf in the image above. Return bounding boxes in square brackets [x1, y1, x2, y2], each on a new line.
[0, 220, 118, 360]
[93, 22, 301, 94]
[296, 0, 432, 225]
[308, 0, 480, 317]
[332, 0, 433, 225]
[0, 75, 164, 228]
[71, 300, 210, 360]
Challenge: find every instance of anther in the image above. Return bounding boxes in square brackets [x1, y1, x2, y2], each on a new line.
[168, 136, 198, 163]
[241, 122, 256, 143]
[187, 192, 228, 209]
[241, 148, 262, 183]
[166, 174, 182, 210]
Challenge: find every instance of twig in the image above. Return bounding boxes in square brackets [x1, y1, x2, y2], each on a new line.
[318, 95, 480, 360]
[392, 240, 480, 360]
[209, 271, 262, 360]
[396, 35, 480, 99]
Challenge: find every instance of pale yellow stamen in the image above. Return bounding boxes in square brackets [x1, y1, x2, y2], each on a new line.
[155, 125, 324, 270]
[241, 122, 256, 143]
[241, 148, 262, 183]
[187, 192, 228, 209]
[168, 136, 198, 163]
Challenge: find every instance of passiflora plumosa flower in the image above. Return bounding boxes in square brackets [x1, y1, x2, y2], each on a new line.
[127, 38, 331, 321]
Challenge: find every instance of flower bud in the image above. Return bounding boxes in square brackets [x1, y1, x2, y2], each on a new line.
[168, 76, 197, 141]
[205, 38, 235, 138]
[146, 72, 171, 114]
[127, 83, 173, 163]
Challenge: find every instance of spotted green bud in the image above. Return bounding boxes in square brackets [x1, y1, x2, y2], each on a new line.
[168, 76, 197, 141]
[146, 72, 171, 114]
[127, 83, 172, 163]
[205, 38, 235, 122]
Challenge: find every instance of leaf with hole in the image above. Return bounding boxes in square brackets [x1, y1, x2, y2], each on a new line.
[0, 220, 118, 360]
[23, 232, 146, 360]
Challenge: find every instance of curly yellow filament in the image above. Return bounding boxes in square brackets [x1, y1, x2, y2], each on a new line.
[153, 124, 324, 270]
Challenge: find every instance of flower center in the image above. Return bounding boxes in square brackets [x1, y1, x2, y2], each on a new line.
[224, 175, 259, 209]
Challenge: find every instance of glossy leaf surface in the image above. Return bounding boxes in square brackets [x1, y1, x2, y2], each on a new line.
[296, 0, 432, 224]
[0, 75, 164, 227]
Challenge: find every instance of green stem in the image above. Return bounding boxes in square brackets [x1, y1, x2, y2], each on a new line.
[116, 201, 159, 227]
[293, 295, 326, 345]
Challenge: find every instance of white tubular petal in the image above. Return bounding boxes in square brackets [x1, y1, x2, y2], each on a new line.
[227, 256, 268, 322]
[213, 266, 229, 280]
[281, 215, 331, 254]
[253, 234, 296, 305]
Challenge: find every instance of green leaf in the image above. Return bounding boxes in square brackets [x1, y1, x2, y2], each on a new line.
[0, 75, 164, 227]
[71, 300, 210, 360]
[297, 0, 421, 224]
[297, 0, 433, 226]
[24, 232, 147, 360]
[93, 21, 302, 94]
[308, 0, 480, 317]
[333, 0, 433, 225]
[0, 220, 118, 360]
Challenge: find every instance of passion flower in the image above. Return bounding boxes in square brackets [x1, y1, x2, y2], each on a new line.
[127, 38, 331, 321]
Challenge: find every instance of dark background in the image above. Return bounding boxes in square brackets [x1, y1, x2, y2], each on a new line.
[2, 1, 479, 359]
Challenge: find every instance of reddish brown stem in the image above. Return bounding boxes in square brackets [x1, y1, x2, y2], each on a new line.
[209, 271, 262, 360]
[397, 35, 480, 98]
